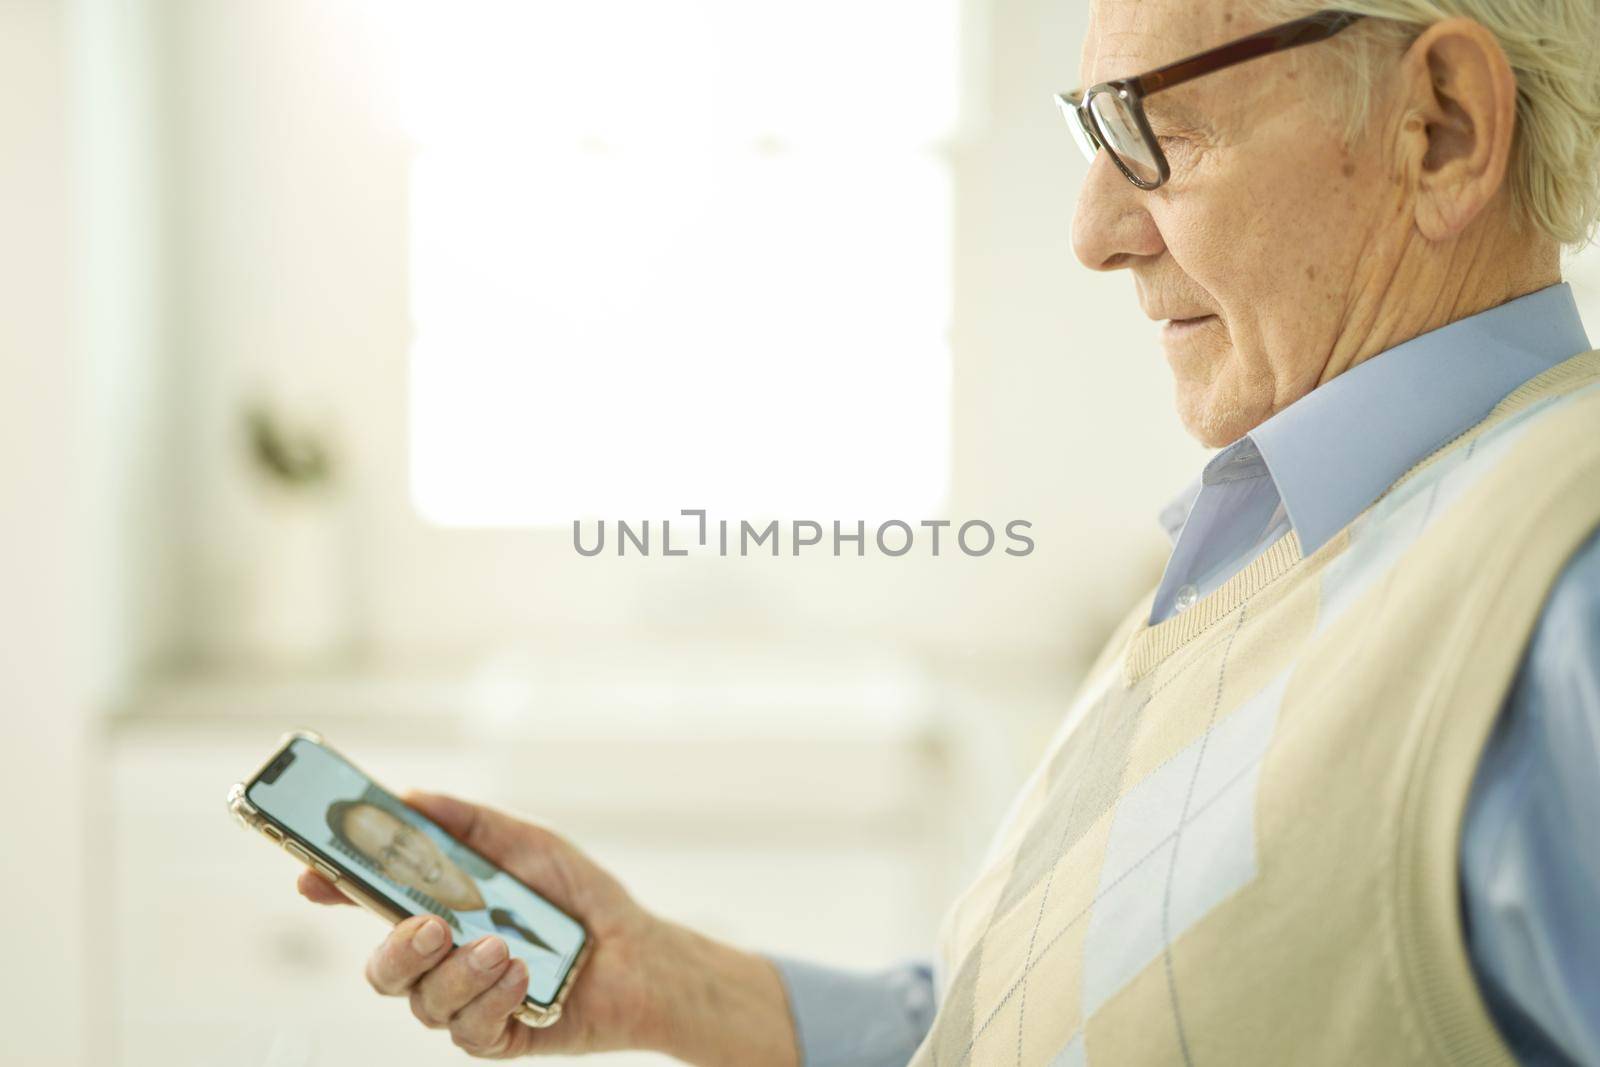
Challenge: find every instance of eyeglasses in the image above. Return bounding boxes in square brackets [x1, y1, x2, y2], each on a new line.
[1056, 9, 1365, 190]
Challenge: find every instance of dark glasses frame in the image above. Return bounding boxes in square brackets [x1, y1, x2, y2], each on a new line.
[1056, 9, 1366, 190]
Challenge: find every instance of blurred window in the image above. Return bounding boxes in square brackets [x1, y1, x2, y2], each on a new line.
[370, 1, 961, 525]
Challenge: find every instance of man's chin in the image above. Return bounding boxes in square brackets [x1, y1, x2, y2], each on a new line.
[1174, 387, 1258, 449]
[1160, 315, 1226, 368]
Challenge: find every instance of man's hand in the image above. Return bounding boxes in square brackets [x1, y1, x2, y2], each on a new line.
[296, 791, 799, 1065]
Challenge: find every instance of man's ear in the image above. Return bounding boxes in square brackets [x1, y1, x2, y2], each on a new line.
[1394, 17, 1517, 241]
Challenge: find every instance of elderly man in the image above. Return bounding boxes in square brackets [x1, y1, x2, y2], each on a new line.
[296, 1, 1600, 1064]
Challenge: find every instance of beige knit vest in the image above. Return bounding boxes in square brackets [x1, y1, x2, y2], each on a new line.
[912, 350, 1600, 1067]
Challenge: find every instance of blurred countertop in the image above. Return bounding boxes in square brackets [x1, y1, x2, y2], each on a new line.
[105, 640, 1082, 845]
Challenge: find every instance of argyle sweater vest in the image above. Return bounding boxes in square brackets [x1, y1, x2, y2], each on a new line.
[913, 350, 1600, 1067]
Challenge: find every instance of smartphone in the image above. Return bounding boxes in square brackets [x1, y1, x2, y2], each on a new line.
[228, 730, 590, 1027]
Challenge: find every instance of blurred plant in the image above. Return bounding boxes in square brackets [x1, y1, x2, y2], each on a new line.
[245, 403, 335, 490]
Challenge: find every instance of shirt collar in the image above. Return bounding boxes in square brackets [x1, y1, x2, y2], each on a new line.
[1157, 282, 1591, 551]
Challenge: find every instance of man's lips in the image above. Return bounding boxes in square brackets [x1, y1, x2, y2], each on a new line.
[1161, 314, 1217, 337]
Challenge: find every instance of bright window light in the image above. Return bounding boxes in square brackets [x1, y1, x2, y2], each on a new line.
[367, 1, 959, 525]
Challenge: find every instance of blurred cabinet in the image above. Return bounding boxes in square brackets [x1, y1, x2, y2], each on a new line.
[100, 669, 959, 1067]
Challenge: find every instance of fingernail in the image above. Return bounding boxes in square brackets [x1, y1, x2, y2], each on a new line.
[498, 960, 526, 989]
[471, 937, 508, 971]
[411, 919, 446, 956]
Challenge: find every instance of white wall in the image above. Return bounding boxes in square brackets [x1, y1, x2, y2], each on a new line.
[76, 0, 177, 695]
[0, 5, 88, 1064]
[0, 4, 173, 1063]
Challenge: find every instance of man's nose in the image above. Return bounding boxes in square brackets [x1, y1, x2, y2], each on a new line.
[1071, 150, 1164, 271]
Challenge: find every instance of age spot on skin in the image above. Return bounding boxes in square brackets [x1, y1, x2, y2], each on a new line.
[1341, 161, 1356, 178]
[1306, 264, 1318, 280]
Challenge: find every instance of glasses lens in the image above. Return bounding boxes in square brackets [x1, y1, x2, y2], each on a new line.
[1087, 89, 1161, 186]
[1056, 95, 1098, 165]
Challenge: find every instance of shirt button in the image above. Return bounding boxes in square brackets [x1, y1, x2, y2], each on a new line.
[1174, 583, 1198, 613]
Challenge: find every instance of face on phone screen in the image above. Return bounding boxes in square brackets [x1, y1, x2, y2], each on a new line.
[247, 738, 587, 1006]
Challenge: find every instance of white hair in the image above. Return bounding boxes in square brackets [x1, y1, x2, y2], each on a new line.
[1250, 0, 1600, 250]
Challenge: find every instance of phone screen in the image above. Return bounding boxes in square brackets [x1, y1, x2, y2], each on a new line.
[246, 737, 587, 1006]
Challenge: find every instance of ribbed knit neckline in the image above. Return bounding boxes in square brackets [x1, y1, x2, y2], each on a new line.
[1117, 347, 1600, 687]
[1121, 529, 1303, 683]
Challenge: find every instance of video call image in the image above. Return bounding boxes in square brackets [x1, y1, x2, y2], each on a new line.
[248, 739, 586, 1005]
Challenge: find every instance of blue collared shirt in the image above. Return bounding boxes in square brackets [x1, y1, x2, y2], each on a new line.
[772, 282, 1600, 1066]
[1150, 283, 1595, 623]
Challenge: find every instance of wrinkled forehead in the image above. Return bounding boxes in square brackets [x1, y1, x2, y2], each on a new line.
[1079, 0, 1252, 87]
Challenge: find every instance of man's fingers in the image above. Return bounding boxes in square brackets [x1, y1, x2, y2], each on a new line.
[401, 791, 572, 893]
[402, 791, 548, 862]
[408, 936, 513, 1029]
[365, 915, 453, 996]
[296, 867, 351, 906]
[400, 790, 479, 840]
[450, 958, 530, 1056]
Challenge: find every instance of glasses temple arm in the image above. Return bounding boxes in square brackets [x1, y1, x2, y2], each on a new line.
[1133, 9, 1365, 96]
